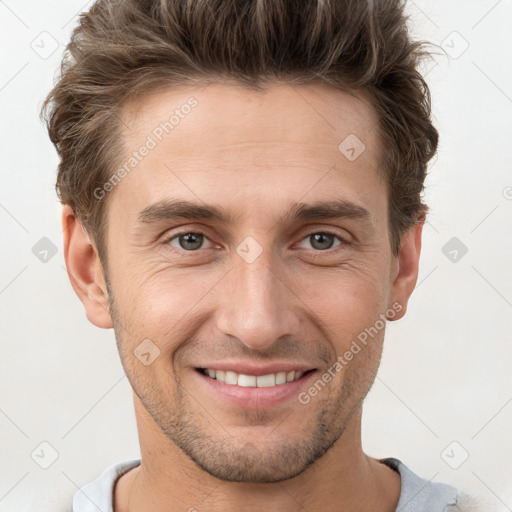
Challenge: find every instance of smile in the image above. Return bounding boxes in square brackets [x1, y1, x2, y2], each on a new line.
[197, 368, 311, 387]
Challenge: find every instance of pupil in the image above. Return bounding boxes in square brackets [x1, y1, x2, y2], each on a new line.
[312, 233, 333, 250]
[181, 233, 202, 250]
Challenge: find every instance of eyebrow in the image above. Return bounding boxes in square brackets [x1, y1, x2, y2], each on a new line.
[136, 198, 371, 226]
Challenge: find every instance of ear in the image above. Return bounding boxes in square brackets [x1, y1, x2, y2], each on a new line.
[62, 205, 113, 329]
[387, 216, 424, 321]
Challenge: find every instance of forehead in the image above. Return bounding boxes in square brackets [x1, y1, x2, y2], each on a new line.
[122, 81, 380, 154]
[111, 81, 386, 224]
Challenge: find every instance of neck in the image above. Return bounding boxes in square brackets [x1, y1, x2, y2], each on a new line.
[114, 395, 401, 512]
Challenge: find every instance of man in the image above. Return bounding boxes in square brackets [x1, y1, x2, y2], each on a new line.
[42, 0, 483, 510]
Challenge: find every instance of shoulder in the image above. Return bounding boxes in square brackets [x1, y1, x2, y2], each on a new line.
[380, 458, 490, 512]
[445, 492, 493, 512]
[72, 458, 141, 512]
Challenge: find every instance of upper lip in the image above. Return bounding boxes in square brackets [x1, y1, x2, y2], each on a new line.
[196, 361, 317, 376]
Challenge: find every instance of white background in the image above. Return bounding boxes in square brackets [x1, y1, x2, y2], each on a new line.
[0, 1, 511, 510]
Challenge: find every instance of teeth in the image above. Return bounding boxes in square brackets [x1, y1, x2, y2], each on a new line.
[256, 374, 275, 387]
[238, 374, 257, 387]
[202, 368, 307, 387]
[225, 371, 238, 385]
[275, 372, 287, 385]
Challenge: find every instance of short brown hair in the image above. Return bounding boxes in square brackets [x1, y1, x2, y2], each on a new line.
[41, 0, 438, 266]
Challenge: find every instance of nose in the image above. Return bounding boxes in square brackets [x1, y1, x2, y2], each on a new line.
[215, 245, 301, 352]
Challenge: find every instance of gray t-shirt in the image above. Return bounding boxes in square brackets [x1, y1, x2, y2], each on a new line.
[71, 457, 462, 511]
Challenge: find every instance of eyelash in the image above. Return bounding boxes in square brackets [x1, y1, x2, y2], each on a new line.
[162, 229, 348, 254]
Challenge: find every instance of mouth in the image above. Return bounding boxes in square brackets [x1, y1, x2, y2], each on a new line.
[196, 367, 316, 387]
[193, 366, 319, 409]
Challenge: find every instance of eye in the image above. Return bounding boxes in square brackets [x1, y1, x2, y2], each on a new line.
[166, 231, 215, 252]
[163, 229, 347, 255]
[297, 231, 345, 251]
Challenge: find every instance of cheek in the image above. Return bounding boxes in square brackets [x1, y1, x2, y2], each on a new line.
[296, 265, 388, 334]
[111, 265, 221, 351]
[110, 246, 390, 355]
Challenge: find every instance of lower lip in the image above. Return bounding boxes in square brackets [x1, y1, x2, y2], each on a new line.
[194, 369, 318, 409]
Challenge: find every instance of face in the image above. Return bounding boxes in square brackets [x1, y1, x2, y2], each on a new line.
[92, 82, 410, 483]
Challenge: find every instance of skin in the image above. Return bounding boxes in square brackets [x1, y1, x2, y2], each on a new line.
[62, 81, 424, 512]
